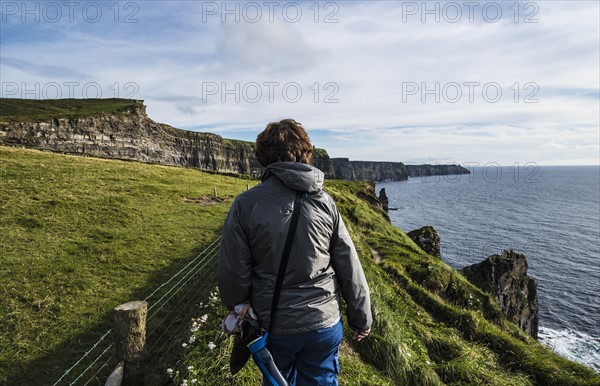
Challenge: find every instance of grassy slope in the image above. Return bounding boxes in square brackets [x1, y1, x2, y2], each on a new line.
[174, 188, 600, 384]
[326, 182, 599, 385]
[0, 146, 254, 383]
[1, 146, 598, 385]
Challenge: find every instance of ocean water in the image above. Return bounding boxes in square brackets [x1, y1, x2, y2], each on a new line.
[376, 165, 600, 372]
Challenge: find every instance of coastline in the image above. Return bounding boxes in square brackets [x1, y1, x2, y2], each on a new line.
[376, 167, 600, 372]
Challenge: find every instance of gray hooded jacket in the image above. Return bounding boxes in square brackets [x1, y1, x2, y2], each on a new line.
[218, 162, 372, 335]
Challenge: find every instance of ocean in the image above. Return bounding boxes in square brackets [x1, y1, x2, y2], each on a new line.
[376, 165, 600, 372]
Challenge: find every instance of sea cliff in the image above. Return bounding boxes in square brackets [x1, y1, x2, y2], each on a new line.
[0, 98, 469, 181]
[331, 158, 409, 181]
[332, 158, 470, 182]
[0, 99, 336, 177]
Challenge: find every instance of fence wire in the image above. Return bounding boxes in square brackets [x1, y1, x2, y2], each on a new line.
[49, 236, 222, 386]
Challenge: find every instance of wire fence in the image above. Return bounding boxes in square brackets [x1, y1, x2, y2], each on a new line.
[50, 236, 223, 386]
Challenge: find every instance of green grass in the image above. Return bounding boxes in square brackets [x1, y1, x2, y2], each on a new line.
[1, 146, 598, 385]
[0, 98, 139, 125]
[0, 146, 256, 384]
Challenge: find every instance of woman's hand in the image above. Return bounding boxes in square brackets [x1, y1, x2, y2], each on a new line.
[352, 328, 371, 341]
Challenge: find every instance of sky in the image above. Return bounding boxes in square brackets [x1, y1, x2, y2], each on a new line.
[1, 0, 599, 165]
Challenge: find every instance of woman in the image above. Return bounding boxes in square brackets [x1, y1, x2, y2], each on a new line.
[218, 119, 372, 385]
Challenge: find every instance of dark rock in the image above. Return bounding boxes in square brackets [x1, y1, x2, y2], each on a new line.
[378, 188, 389, 212]
[407, 226, 441, 259]
[461, 249, 539, 338]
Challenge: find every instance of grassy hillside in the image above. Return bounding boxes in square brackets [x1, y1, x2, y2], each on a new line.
[0, 98, 139, 124]
[172, 183, 600, 385]
[1, 146, 598, 385]
[0, 146, 254, 384]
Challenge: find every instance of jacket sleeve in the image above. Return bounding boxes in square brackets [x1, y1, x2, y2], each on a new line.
[330, 207, 373, 331]
[218, 198, 253, 310]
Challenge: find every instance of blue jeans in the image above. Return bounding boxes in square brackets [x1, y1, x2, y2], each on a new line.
[264, 319, 343, 386]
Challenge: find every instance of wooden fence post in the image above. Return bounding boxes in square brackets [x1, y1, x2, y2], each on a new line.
[114, 301, 148, 386]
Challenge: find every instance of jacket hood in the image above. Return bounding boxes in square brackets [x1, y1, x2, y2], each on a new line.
[261, 162, 324, 193]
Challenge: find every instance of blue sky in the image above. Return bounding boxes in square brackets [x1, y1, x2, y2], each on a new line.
[1, 1, 599, 165]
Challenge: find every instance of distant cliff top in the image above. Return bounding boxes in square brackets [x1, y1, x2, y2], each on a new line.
[0, 98, 142, 124]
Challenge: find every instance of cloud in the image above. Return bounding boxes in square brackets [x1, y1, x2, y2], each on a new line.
[218, 18, 321, 75]
[540, 142, 567, 149]
[2, 57, 90, 79]
[1, 1, 598, 165]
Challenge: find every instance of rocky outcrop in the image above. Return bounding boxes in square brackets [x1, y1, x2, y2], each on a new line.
[407, 226, 441, 259]
[0, 100, 334, 177]
[461, 250, 539, 338]
[331, 158, 408, 181]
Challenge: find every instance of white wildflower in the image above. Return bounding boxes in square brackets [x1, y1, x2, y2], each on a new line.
[199, 314, 208, 323]
[191, 380, 197, 384]
[208, 341, 216, 350]
[166, 368, 174, 377]
[187, 365, 194, 371]
[182, 343, 188, 348]
[189, 335, 196, 344]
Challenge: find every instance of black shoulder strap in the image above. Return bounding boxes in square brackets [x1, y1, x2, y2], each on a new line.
[269, 190, 304, 331]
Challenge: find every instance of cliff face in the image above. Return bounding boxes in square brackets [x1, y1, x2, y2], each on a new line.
[0, 100, 334, 177]
[331, 158, 470, 181]
[331, 158, 408, 181]
[461, 249, 540, 338]
[405, 164, 470, 177]
[311, 147, 335, 179]
[0, 98, 467, 181]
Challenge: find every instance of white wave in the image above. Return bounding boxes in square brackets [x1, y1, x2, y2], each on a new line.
[538, 326, 600, 373]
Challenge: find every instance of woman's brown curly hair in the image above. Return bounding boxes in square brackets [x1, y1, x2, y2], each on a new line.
[255, 119, 313, 167]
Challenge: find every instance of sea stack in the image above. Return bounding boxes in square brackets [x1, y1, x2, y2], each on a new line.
[461, 249, 539, 339]
[378, 188, 389, 212]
